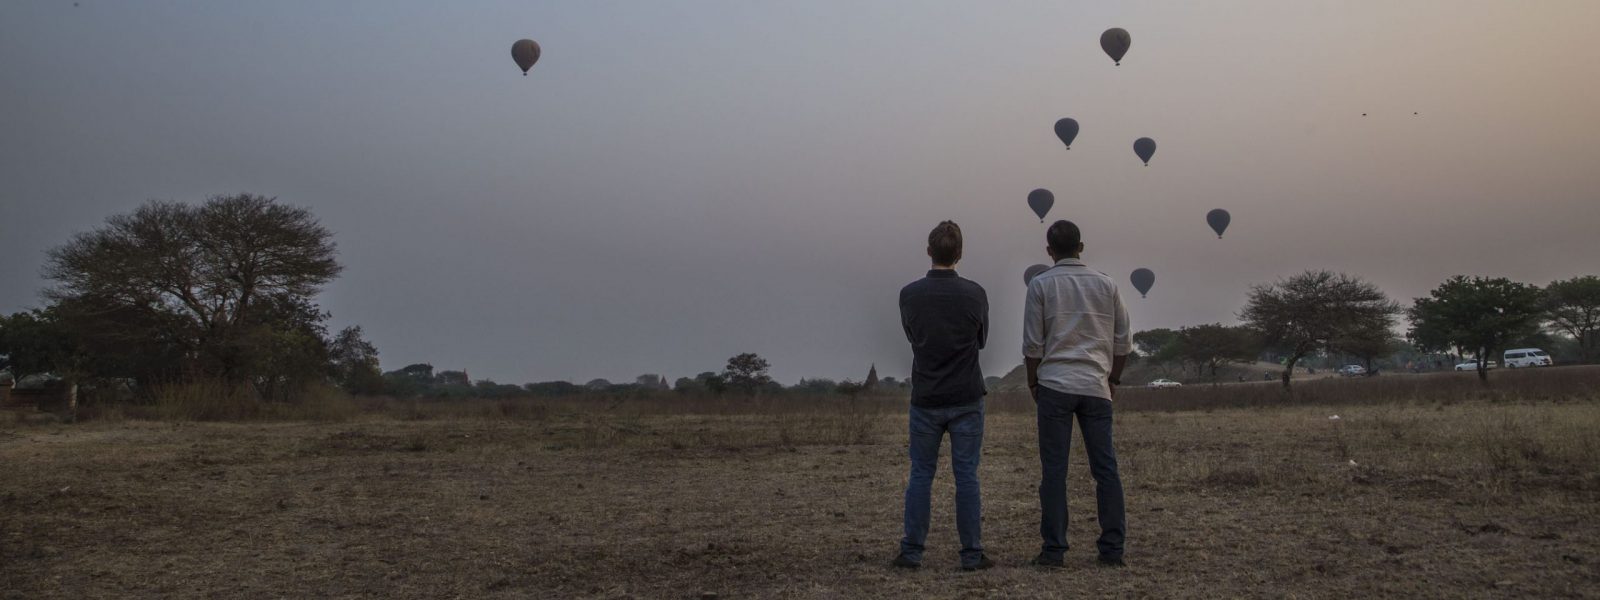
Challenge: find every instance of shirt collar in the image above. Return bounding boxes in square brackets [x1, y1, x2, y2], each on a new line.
[1053, 258, 1085, 267]
[926, 269, 959, 278]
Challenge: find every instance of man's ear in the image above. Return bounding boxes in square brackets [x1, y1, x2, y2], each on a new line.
[927, 246, 935, 260]
[1077, 242, 1085, 255]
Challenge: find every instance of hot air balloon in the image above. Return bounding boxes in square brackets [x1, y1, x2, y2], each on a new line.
[1100, 28, 1131, 65]
[511, 39, 541, 75]
[1206, 209, 1231, 239]
[1024, 264, 1050, 286]
[1130, 268, 1154, 298]
[1133, 137, 1156, 166]
[1054, 118, 1079, 149]
[1028, 189, 1054, 222]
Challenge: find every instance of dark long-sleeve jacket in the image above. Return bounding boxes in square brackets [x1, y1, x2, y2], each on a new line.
[899, 270, 988, 407]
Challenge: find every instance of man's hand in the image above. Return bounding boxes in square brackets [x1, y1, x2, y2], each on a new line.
[1025, 357, 1043, 404]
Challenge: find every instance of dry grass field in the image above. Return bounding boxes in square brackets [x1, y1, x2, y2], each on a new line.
[3, 368, 1599, 599]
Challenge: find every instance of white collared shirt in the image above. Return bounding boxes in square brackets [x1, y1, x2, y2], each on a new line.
[1023, 258, 1132, 400]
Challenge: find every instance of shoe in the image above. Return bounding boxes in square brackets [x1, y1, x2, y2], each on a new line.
[1030, 553, 1065, 568]
[961, 555, 995, 571]
[891, 554, 921, 569]
[1097, 555, 1126, 568]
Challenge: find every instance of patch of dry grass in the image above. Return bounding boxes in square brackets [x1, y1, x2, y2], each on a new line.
[2, 369, 1598, 598]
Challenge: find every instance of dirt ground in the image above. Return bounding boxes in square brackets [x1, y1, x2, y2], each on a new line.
[3, 396, 1598, 599]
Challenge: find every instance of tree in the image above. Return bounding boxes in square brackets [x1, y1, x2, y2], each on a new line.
[1545, 276, 1600, 364]
[238, 294, 332, 401]
[1171, 324, 1261, 381]
[328, 326, 383, 395]
[1133, 328, 1179, 359]
[721, 353, 772, 395]
[43, 194, 340, 386]
[693, 371, 726, 395]
[672, 377, 702, 395]
[1334, 319, 1402, 376]
[1241, 271, 1400, 390]
[1408, 276, 1545, 382]
[0, 309, 76, 378]
[1132, 328, 1185, 377]
[0, 308, 98, 415]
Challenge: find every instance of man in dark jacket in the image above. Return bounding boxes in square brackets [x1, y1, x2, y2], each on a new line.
[892, 220, 992, 571]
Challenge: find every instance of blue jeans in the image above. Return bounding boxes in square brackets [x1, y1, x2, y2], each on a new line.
[900, 400, 984, 567]
[1036, 387, 1125, 559]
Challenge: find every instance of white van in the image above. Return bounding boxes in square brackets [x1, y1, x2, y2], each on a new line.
[1502, 348, 1553, 368]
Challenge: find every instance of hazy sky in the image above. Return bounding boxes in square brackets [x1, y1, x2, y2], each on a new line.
[3, 1, 1598, 385]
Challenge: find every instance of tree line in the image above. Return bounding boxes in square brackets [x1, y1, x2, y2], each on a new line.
[3, 196, 1595, 404]
[370, 352, 904, 400]
[1135, 270, 1599, 388]
[0, 197, 895, 404]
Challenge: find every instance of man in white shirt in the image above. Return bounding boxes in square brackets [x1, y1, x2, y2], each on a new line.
[1022, 220, 1130, 568]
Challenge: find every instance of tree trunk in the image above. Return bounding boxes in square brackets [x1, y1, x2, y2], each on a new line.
[1477, 346, 1490, 383]
[1281, 354, 1302, 391]
[65, 382, 79, 423]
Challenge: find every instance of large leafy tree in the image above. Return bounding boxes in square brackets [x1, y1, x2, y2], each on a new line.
[328, 326, 384, 395]
[1545, 276, 1600, 364]
[1171, 324, 1261, 381]
[1241, 270, 1400, 390]
[722, 353, 773, 395]
[44, 194, 340, 385]
[1408, 276, 1545, 382]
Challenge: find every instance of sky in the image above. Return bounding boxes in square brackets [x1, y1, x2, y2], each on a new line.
[2, 1, 1598, 385]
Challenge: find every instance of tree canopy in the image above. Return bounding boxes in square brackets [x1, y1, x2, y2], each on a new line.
[43, 194, 340, 387]
[1544, 276, 1600, 364]
[721, 353, 773, 395]
[1408, 276, 1546, 381]
[1241, 270, 1399, 389]
[1171, 324, 1261, 381]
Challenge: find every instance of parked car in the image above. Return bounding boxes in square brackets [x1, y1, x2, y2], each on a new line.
[1338, 364, 1367, 377]
[1455, 360, 1498, 371]
[1502, 348, 1553, 368]
[1146, 378, 1183, 388]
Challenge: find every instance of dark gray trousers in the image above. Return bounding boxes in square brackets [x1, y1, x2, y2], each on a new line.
[1035, 387, 1125, 559]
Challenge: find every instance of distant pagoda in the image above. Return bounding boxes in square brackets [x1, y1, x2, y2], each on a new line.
[864, 363, 879, 391]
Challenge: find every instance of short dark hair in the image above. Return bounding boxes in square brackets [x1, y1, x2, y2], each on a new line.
[927, 221, 963, 266]
[1047, 220, 1081, 255]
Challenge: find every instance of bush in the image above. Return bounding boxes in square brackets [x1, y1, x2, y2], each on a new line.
[145, 380, 359, 422]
